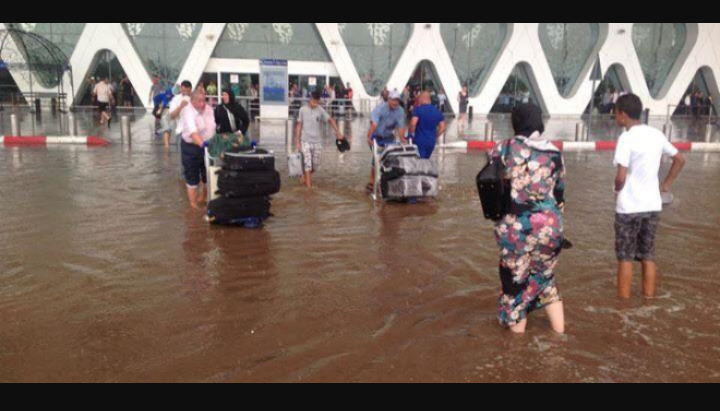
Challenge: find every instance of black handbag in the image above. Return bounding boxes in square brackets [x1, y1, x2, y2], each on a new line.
[476, 142, 512, 222]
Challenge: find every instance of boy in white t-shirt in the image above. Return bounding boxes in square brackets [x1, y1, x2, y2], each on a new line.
[613, 94, 686, 300]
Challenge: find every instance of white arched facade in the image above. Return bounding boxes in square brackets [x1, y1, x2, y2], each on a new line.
[2, 23, 720, 117]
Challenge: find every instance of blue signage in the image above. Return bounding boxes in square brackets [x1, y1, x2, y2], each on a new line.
[260, 59, 289, 106]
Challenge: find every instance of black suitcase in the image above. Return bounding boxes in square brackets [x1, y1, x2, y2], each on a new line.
[207, 197, 272, 225]
[217, 170, 281, 198]
[223, 149, 276, 172]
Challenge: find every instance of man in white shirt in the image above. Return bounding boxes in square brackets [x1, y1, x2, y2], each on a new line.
[93, 77, 114, 126]
[166, 80, 193, 148]
[180, 92, 216, 210]
[613, 94, 686, 300]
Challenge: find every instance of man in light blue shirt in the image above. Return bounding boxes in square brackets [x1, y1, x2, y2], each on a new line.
[367, 90, 406, 191]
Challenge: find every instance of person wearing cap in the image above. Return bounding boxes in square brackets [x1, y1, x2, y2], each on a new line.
[295, 91, 345, 189]
[366, 90, 406, 191]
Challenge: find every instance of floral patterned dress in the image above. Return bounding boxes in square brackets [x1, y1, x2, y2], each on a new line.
[492, 137, 566, 327]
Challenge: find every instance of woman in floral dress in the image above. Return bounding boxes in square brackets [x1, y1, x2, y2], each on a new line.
[492, 104, 566, 334]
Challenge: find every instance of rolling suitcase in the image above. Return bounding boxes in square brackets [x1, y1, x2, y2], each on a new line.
[207, 197, 272, 225]
[381, 175, 439, 200]
[223, 149, 275, 172]
[216, 170, 281, 198]
[382, 156, 439, 180]
[288, 152, 303, 179]
[379, 143, 419, 166]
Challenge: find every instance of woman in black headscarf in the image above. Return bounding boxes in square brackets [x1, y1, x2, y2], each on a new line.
[215, 88, 250, 136]
[491, 103, 566, 334]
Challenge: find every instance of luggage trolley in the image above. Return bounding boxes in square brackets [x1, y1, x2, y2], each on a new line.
[372, 140, 440, 203]
[205, 148, 267, 229]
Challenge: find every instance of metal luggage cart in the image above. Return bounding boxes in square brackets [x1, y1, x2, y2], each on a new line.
[204, 147, 268, 229]
[205, 148, 223, 203]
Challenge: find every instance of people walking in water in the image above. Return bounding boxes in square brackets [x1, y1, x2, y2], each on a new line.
[167, 81, 194, 148]
[492, 103, 566, 334]
[93, 77, 114, 127]
[367, 90, 407, 192]
[409, 91, 446, 159]
[215, 88, 250, 137]
[458, 85, 470, 134]
[295, 92, 345, 189]
[180, 92, 216, 210]
[120, 76, 134, 108]
[154, 87, 175, 143]
[613, 94, 686, 299]
[148, 77, 164, 109]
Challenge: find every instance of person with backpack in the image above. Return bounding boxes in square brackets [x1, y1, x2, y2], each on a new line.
[491, 103, 567, 335]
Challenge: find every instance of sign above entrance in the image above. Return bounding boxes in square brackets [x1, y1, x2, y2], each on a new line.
[260, 59, 289, 106]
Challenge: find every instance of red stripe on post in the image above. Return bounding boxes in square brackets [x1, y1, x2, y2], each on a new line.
[3, 136, 47, 146]
[467, 141, 497, 151]
[672, 142, 692, 151]
[87, 137, 111, 147]
[596, 141, 618, 151]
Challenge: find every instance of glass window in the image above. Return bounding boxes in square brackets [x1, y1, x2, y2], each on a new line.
[78, 50, 142, 107]
[633, 23, 687, 98]
[539, 23, 600, 97]
[123, 23, 203, 86]
[492, 64, 541, 113]
[676, 68, 716, 117]
[588, 65, 628, 115]
[212, 23, 331, 62]
[339, 23, 413, 96]
[441, 23, 508, 96]
[5, 23, 86, 58]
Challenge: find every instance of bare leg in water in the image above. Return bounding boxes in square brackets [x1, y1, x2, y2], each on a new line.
[187, 183, 207, 210]
[509, 301, 565, 335]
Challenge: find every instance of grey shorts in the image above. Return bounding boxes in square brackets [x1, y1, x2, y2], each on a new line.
[615, 212, 661, 262]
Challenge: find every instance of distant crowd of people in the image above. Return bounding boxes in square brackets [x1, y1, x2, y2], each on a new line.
[289, 82, 355, 118]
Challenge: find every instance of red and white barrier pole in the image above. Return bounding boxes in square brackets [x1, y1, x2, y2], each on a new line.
[443, 140, 720, 153]
[0, 136, 110, 147]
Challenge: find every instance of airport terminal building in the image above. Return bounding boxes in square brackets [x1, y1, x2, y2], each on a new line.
[1, 23, 719, 117]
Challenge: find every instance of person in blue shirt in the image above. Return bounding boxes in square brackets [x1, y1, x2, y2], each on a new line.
[409, 91, 447, 159]
[367, 90, 406, 191]
[154, 87, 175, 138]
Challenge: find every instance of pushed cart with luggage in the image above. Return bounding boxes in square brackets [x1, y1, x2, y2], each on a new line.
[372, 141, 439, 202]
[206, 145, 280, 228]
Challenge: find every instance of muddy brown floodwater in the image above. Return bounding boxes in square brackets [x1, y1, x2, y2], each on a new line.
[1, 116, 720, 382]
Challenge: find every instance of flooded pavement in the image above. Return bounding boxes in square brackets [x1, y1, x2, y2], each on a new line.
[1, 112, 720, 382]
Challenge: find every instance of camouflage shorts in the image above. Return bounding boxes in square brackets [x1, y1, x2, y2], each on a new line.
[615, 212, 661, 262]
[301, 142, 322, 172]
